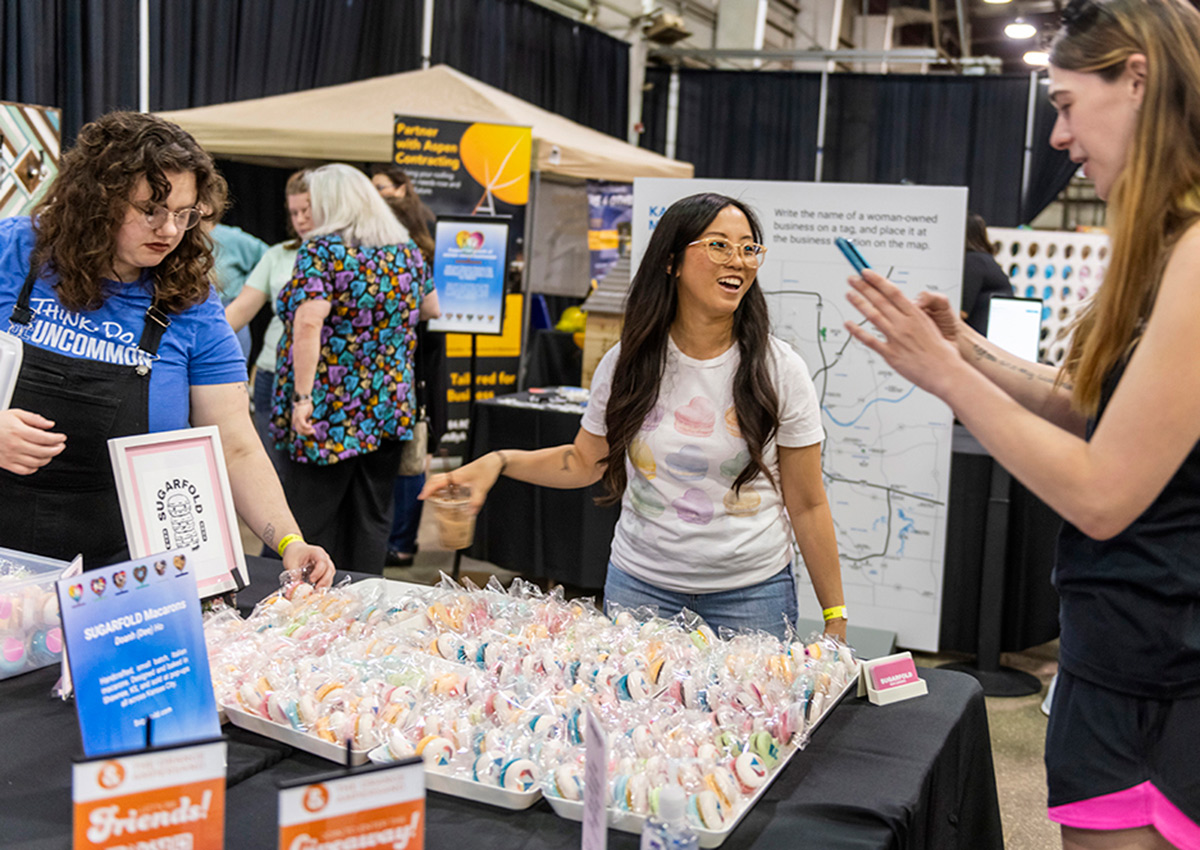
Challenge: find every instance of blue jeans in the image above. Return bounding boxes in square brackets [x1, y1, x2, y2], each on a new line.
[388, 473, 425, 555]
[603, 562, 798, 641]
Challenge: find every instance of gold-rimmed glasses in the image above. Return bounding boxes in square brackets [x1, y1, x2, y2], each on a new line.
[687, 238, 768, 268]
[134, 203, 204, 231]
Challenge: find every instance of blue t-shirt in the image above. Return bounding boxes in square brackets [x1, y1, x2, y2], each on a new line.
[0, 217, 247, 432]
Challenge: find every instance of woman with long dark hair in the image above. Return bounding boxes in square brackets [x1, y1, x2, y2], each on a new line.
[422, 193, 845, 641]
[0, 111, 333, 585]
[843, 0, 1200, 844]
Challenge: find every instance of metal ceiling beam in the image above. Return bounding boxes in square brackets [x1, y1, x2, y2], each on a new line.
[650, 46, 940, 62]
[648, 45, 1003, 69]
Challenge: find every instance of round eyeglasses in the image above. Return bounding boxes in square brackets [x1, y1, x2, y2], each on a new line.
[135, 203, 203, 231]
[687, 238, 768, 268]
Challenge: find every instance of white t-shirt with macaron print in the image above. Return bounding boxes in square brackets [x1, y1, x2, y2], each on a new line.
[581, 335, 825, 593]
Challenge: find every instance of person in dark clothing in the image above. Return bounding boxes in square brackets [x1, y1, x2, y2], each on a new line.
[961, 213, 1014, 335]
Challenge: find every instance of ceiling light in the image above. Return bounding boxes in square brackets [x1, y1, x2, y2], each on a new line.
[1005, 18, 1037, 39]
[982, 0, 1012, 4]
[1023, 50, 1050, 66]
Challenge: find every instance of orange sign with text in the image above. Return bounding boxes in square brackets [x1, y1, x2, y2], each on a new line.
[277, 759, 424, 850]
[72, 740, 226, 849]
[277, 799, 424, 850]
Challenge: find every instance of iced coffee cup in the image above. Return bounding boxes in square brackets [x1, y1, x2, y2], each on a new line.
[430, 483, 476, 550]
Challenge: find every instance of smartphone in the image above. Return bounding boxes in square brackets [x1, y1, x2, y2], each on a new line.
[835, 237, 871, 273]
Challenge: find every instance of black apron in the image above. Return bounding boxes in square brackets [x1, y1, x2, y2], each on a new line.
[0, 267, 170, 567]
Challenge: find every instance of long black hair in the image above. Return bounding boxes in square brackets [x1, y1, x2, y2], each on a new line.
[599, 192, 779, 504]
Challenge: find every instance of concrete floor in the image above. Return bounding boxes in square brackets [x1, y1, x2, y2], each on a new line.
[240, 504, 1063, 849]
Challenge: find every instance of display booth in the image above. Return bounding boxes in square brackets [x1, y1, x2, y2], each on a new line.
[156, 64, 692, 451]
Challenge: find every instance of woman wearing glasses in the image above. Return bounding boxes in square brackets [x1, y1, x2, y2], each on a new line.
[0, 111, 334, 586]
[844, 0, 1200, 845]
[422, 193, 845, 641]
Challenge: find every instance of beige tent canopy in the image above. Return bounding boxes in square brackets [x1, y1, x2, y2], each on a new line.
[155, 64, 692, 182]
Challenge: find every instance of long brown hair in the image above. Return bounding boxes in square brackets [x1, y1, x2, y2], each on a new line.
[30, 111, 228, 314]
[599, 193, 779, 505]
[371, 164, 436, 258]
[1052, 0, 1200, 414]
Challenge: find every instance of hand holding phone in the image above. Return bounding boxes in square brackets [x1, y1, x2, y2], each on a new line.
[835, 237, 871, 274]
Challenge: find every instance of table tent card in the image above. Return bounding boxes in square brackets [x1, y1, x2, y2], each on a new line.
[56, 554, 221, 756]
[73, 738, 226, 850]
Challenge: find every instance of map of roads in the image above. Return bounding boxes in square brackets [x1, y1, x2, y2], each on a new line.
[766, 262, 953, 650]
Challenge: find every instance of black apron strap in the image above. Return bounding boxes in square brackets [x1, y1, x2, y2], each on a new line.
[9, 265, 38, 327]
[139, 302, 171, 357]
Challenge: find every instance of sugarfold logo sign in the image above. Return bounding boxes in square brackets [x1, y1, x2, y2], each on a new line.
[72, 740, 226, 849]
[278, 761, 424, 850]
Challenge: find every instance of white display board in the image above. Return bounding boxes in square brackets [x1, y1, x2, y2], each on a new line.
[987, 227, 1109, 366]
[633, 179, 968, 651]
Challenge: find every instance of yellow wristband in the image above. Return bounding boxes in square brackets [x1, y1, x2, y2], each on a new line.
[277, 533, 304, 558]
[822, 605, 848, 622]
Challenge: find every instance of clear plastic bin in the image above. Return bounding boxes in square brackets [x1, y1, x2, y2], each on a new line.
[0, 547, 71, 680]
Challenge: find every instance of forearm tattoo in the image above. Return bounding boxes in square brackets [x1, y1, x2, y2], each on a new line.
[262, 522, 276, 546]
[970, 343, 1070, 390]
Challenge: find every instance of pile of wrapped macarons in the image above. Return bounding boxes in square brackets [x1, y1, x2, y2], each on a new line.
[205, 574, 858, 832]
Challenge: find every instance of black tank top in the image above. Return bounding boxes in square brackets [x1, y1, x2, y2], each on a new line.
[1054, 358, 1200, 697]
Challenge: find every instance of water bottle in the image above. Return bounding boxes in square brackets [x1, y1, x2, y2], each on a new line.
[640, 784, 699, 850]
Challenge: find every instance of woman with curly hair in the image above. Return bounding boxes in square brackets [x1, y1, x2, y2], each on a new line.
[271, 163, 440, 574]
[421, 193, 845, 642]
[0, 111, 334, 586]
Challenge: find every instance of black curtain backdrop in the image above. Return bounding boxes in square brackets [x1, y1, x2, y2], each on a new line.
[823, 73, 1029, 226]
[148, 0, 422, 111]
[642, 68, 1034, 227]
[674, 69, 821, 182]
[1022, 87, 1077, 223]
[0, 0, 139, 146]
[640, 66, 671, 155]
[432, 0, 629, 139]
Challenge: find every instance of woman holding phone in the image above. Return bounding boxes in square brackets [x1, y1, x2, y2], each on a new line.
[843, 1, 1200, 845]
[422, 193, 845, 642]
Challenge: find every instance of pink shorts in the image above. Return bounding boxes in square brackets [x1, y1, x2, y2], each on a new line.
[1045, 671, 1200, 849]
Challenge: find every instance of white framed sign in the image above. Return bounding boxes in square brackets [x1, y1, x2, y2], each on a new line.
[108, 426, 248, 598]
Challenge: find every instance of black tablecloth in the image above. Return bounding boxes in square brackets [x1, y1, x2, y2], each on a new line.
[466, 397, 1062, 654]
[0, 558, 1003, 850]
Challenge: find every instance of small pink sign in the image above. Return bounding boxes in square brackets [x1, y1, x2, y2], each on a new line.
[870, 657, 919, 690]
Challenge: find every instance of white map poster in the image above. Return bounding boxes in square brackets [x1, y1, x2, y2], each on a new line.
[633, 179, 968, 650]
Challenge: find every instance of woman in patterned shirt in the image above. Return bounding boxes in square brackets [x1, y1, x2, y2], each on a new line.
[270, 164, 440, 573]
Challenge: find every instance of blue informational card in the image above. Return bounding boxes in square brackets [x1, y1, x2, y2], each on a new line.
[56, 549, 220, 757]
[427, 216, 510, 336]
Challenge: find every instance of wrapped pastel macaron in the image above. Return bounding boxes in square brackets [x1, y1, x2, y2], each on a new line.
[732, 752, 767, 794]
[27, 626, 62, 664]
[416, 734, 454, 767]
[687, 788, 729, 830]
[499, 757, 539, 792]
[704, 766, 740, 809]
[387, 729, 416, 760]
[549, 762, 583, 800]
[615, 670, 650, 701]
[0, 633, 27, 675]
[748, 730, 781, 770]
[472, 751, 503, 785]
